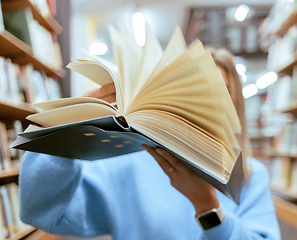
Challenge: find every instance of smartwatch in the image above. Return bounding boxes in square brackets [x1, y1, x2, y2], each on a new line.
[195, 204, 226, 230]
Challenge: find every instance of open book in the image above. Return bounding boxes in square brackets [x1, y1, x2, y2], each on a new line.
[11, 25, 244, 204]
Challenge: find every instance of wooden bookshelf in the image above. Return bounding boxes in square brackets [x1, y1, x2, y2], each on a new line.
[273, 196, 297, 228]
[0, 168, 19, 179]
[23, 230, 59, 240]
[281, 105, 297, 118]
[272, 186, 297, 200]
[0, 100, 36, 121]
[267, 151, 297, 159]
[277, 55, 297, 76]
[0, 168, 19, 187]
[0, 30, 65, 78]
[1, 0, 62, 34]
[250, 135, 274, 141]
[7, 226, 36, 240]
[274, 10, 297, 38]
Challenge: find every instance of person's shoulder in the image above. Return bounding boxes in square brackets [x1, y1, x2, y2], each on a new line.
[246, 157, 270, 185]
[246, 157, 268, 174]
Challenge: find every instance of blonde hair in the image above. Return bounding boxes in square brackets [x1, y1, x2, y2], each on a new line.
[207, 47, 252, 179]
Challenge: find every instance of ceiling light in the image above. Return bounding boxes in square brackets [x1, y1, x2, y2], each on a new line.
[89, 43, 108, 55]
[242, 84, 258, 98]
[236, 63, 246, 75]
[256, 71, 278, 89]
[132, 12, 145, 47]
[234, 5, 249, 22]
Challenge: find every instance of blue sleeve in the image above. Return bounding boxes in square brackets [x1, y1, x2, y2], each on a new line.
[202, 159, 281, 240]
[19, 152, 112, 238]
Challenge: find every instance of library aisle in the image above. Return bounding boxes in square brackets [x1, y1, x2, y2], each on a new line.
[1, 0, 297, 239]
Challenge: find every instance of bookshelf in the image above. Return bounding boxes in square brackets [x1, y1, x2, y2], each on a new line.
[1, 0, 63, 34]
[0, 100, 36, 121]
[268, 152, 297, 159]
[8, 226, 36, 240]
[274, 9, 297, 38]
[0, 0, 63, 239]
[277, 54, 297, 76]
[281, 105, 297, 117]
[0, 168, 19, 187]
[0, 30, 64, 78]
[272, 186, 297, 200]
[273, 196, 297, 228]
[258, 0, 297, 230]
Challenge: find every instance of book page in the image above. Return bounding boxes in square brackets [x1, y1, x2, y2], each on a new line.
[126, 110, 233, 181]
[33, 97, 117, 112]
[67, 60, 124, 114]
[129, 26, 187, 108]
[127, 45, 240, 156]
[26, 103, 117, 127]
[133, 40, 206, 103]
[146, 26, 187, 81]
[116, 26, 142, 112]
[128, 24, 163, 109]
[67, 60, 116, 86]
[108, 25, 125, 113]
[24, 124, 43, 132]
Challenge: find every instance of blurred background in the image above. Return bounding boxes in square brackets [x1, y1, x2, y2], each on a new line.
[1, 0, 297, 239]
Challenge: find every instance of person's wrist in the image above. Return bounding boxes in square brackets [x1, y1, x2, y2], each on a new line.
[195, 203, 226, 230]
[192, 188, 219, 214]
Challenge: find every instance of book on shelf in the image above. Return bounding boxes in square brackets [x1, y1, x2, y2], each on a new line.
[274, 76, 292, 111]
[0, 199, 4, 240]
[2, 7, 35, 47]
[0, 186, 14, 237]
[0, 190, 8, 239]
[266, 26, 297, 71]
[0, 122, 11, 170]
[270, 157, 292, 189]
[31, 0, 51, 17]
[11, 25, 244, 203]
[273, 121, 297, 154]
[2, 6, 61, 69]
[290, 65, 297, 106]
[6, 183, 26, 232]
[0, 183, 26, 239]
[290, 160, 297, 193]
[0, 0, 4, 32]
[5, 121, 24, 168]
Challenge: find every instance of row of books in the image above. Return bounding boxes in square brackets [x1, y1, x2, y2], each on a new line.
[266, 26, 297, 72]
[270, 65, 297, 111]
[270, 157, 297, 194]
[0, 56, 62, 104]
[259, 0, 297, 40]
[1, 4, 62, 70]
[272, 121, 297, 155]
[0, 183, 27, 239]
[0, 120, 24, 170]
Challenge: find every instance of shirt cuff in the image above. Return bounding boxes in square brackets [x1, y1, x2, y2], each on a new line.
[202, 214, 242, 240]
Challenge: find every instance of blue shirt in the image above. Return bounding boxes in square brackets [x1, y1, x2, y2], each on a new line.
[19, 150, 281, 239]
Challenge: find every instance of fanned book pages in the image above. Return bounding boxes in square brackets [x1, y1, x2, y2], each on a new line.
[11, 25, 244, 204]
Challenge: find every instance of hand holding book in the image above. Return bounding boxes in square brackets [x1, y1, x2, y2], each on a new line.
[11, 25, 244, 203]
[143, 145, 220, 214]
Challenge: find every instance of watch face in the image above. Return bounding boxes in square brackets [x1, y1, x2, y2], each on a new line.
[198, 212, 222, 230]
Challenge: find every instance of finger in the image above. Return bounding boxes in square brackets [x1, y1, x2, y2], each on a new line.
[142, 145, 174, 174]
[83, 83, 116, 99]
[155, 148, 192, 175]
[100, 83, 116, 96]
[100, 93, 116, 103]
